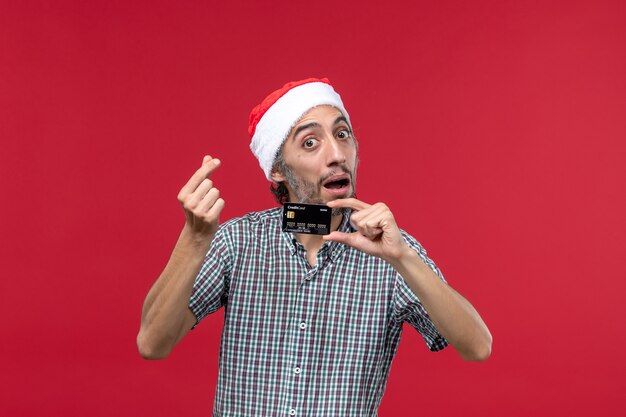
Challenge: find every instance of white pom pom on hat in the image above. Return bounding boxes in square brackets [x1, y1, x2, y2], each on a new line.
[248, 77, 351, 181]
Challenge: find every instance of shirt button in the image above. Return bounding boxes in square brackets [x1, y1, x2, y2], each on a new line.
[289, 409, 296, 416]
[299, 322, 307, 330]
[294, 366, 301, 374]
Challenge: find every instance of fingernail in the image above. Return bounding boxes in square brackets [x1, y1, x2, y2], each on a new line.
[213, 159, 221, 166]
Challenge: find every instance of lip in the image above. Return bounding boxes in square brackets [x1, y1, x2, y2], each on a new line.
[322, 173, 351, 196]
[322, 173, 350, 187]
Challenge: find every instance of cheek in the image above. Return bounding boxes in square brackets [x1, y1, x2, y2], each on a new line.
[294, 158, 321, 176]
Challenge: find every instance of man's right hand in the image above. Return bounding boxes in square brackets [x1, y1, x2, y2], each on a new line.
[137, 155, 225, 359]
[177, 155, 225, 242]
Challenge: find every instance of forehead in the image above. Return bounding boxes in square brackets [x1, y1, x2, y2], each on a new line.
[291, 105, 346, 130]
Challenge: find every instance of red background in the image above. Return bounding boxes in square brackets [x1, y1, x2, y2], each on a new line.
[1, 1, 625, 416]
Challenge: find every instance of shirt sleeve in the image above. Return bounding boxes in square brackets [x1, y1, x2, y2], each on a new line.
[392, 231, 449, 352]
[188, 224, 232, 327]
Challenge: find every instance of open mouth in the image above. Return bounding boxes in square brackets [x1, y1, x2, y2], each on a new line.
[322, 174, 351, 190]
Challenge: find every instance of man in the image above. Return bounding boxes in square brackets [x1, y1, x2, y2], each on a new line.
[137, 78, 492, 416]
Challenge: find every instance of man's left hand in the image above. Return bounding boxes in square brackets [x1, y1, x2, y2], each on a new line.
[323, 198, 409, 263]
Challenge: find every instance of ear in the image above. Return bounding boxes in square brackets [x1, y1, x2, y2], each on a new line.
[270, 168, 286, 183]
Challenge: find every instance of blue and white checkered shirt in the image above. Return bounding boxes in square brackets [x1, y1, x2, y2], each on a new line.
[189, 207, 448, 417]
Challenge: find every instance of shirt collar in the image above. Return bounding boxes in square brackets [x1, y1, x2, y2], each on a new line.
[327, 209, 353, 262]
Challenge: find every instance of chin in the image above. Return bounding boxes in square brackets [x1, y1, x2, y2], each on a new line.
[323, 190, 354, 202]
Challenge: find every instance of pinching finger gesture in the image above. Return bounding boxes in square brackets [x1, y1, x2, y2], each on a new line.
[177, 155, 225, 240]
[323, 198, 409, 263]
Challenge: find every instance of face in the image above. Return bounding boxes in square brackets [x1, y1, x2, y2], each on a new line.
[271, 105, 358, 206]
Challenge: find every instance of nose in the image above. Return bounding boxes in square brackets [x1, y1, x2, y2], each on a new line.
[324, 135, 346, 167]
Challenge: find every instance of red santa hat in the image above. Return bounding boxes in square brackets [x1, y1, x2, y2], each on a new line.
[249, 77, 351, 181]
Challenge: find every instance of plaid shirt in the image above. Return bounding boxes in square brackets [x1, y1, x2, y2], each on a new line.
[189, 207, 448, 417]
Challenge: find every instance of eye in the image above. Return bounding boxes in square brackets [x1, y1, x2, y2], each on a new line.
[336, 129, 351, 139]
[303, 137, 318, 148]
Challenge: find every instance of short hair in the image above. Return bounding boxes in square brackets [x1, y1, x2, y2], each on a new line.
[269, 144, 289, 204]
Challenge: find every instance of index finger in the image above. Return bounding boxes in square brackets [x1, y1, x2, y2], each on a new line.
[180, 156, 222, 196]
[326, 198, 370, 211]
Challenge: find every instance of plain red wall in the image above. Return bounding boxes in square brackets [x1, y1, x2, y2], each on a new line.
[1, 1, 625, 416]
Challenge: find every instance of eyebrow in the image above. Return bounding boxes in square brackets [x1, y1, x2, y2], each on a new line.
[334, 116, 349, 127]
[291, 116, 351, 140]
[292, 122, 321, 139]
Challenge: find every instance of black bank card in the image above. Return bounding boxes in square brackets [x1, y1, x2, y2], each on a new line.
[282, 203, 332, 235]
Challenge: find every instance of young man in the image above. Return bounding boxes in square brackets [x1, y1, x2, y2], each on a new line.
[137, 78, 492, 416]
